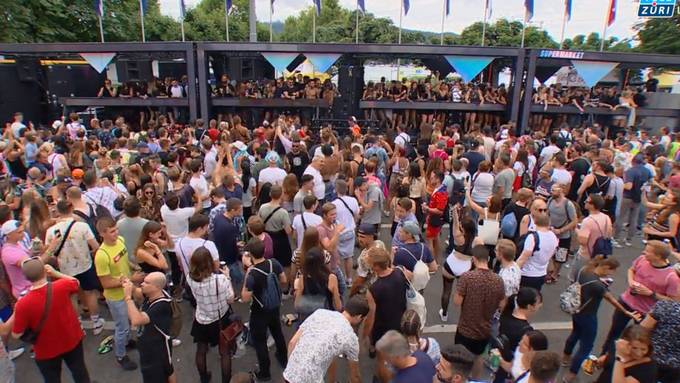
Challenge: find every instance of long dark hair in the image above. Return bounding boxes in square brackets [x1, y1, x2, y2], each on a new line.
[302, 247, 330, 288]
[460, 217, 477, 250]
[241, 158, 252, 193]
[502, 287, 542, 318]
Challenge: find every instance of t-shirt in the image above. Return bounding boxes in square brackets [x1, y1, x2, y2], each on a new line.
[174, 237, 219, 276]
[333, 196, 359, 233]
[1, 243, 31, 298]
[547, 198, 577, 239]
[463, 151, 485, 175]
[551, 168, 573, 187]
[568, 157, 591, 200]
[283, 309, 360, 383]
[45, 220, 95, 276]
[494, 168, 515, 199]
[94, 237, 131, 301]
[292, 190, 310, 215]
[521, 230, 559, 277]
[360, 185, 383, 225]
[211, 215, 240, 264]
[471, 172, 494, 202]
[499, 315, 533, 361]
[623, 165, 652, 203]
[258, 167, 287, 186]
[292, 212, 323, 249]
[499, 263, 521, 297]
[456, 269, 505, 340]
[650, 301, 680, 368]
[190, 175, 211, 209]
[259, 203, 291, 232]
[534, 178, 554, 200]
[303, 166, 325, 200]
[427, 185, 448, 228]
[394, 242, 433, 272]
[576, 270, 608, 316]
[137, 296, 172, 367]
[286, 151, 310, 181]
[160, 206, 195, 243]
[244, 259, 284, 313]
[621, 255, 680, 314]
[392, 351, 436, 383]
[12, 279, 83, 360]
[116, 216, 149, 264]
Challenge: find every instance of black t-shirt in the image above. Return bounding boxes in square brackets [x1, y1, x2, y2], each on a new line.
[498, 314, 532, 362]
[211, 215, 240, 264]
[601, 94, 618, 107]
[576, 270, 607, 316]
[645, 78, 659, 92]
[176, 184, 195, 209]
[138, 296, 172, 365]
[245, 259, 284, 313]
[596, 360, 657, 383]
[369, 268, 408, 334]
[463, 151, 485, 175]
[286, 151, 310, 181]
[567, 157, 591, 201]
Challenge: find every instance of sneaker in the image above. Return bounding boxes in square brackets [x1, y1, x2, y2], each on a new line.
[267, 335, 275, 348]
[611, 239, 623, 249]
[116, 355, 138, 371]
[171, 338, 182, 347]
[8, 348, 24, 360]
[624, 240, 633, 247]
[438, 308, 448, 323]
[92, 318, 106, 336]
[345, 278, 353, 287]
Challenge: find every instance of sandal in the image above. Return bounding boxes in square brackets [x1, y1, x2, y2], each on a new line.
[97, 335, 113, 354]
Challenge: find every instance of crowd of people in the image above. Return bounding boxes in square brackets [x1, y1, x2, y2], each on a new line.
[0, 87, 679, 383]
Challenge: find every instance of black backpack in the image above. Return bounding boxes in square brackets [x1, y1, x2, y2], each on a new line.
[251, 260, 282, 311]
[516, 231, 540, 258]
[449, 175, 466, 207]
[73, 205, 103, 242]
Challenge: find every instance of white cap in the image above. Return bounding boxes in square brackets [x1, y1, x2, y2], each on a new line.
[232, 141, 247, 151]
[1, 220, 22, 237]
[52, 120, 63, 130]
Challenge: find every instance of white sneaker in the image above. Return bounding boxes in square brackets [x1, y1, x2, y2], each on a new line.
[624, 240, 633, 247]
[612, 240, 623, 249]
[8, 348, 24, 360]
[91, 318, 106, 336]
[267, 335, 275, 348]
[438, 309, 448, 323]
[171, 338, 182, 347]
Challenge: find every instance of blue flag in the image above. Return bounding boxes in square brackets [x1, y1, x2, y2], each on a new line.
[226, 0, 232, 11]
[358, 0, 365, 13]
[565, 0, 572, 20]
[525, 0, 534, 21]
[93, 0, 103, 17]
[403, 0, 410, 15]
[446, 0, 451, 16]
[179, 0, 186, 19]
[140, 0, 148, 16]
[314, 0, 321, 16]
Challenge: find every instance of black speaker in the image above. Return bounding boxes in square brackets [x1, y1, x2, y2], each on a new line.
[16, 57, 40, 82]
[335, 65, 364, 120]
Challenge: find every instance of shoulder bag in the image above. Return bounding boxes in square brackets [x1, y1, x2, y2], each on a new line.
[20, 282, 52, 344]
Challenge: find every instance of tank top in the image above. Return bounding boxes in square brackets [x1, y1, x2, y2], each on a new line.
[369, 268, 408, 332]
[586, 173, 611, 198]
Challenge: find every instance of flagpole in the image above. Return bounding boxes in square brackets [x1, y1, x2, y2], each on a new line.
[440, 0, 446, 45]
[398, 0, 403, 45]
[313, 6, 316, 43]
[559, 2, 568, 48]
[139, 0, 146, 42]
[269, 2, 273, 42]
[521, 9, 527, 48]
[481, 0, 488, 46]
[181, 18, 186, 41]
[600, 0, 610, 51]
[355, 2, 360, 44]
[225, 2, 230, 42]
[98, 15, 105, 43]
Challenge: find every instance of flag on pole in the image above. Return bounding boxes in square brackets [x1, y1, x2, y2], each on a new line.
[313, 0, 321, 16]
[358, 0, 365, 13]
[565, 0, 572, 20]
[486, 0, 493, 19]
[607, 0, 617, 26]
[525, 0, 534, 21]
[140, 0, 148, 16]
[226, 0, 232, 11]
[271, 0, 275, 13]
[445, 0, 451, 16]
[179, 0, 186, 19]
[403, 0, 410, 16]
[93, 0, 103, 16]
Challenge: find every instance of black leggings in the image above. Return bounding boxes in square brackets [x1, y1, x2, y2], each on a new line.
[441, 274, 455, 316]
[195, 341, 232, 383]
[35, 341, 90, 383]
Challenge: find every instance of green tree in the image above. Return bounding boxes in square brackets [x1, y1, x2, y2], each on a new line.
[452, 19, 557, 48]
[635, 13, 680, 55]
[561, 32, 631, 52]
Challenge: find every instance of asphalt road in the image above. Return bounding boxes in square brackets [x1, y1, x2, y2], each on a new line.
[12, 226, 645, 383]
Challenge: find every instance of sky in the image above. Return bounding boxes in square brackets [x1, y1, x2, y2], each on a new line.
[160, 0, 644, 43]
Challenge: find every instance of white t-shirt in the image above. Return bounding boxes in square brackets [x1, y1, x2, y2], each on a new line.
[394, 132, 410, 148]
[521, 230, 559, 277]
[174, 237, 219, 274]
[11, 122, 25, 139]
[303, 165, 325, 200]
[471, 172, 495, 203]
[203, 148, 217, 180]
[483, 137, 496, 161]
[283, 309, 360, 383]
[333, 196, 359, 233]
[242, 177, 257, 208]
[551, 168, 572, 186]
[190, 175, 211, 209]
[160, 205, 195, 243]
[45, 219, 95, 276]
[292, 212, 323, 249]
[539, 145, 561, 164]
[258, 167, 287, 186]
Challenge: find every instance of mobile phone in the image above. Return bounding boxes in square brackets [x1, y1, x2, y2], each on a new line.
[55, 230, 62, 238]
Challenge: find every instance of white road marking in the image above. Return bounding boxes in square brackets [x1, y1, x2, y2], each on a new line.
[423, 321, 572, 334]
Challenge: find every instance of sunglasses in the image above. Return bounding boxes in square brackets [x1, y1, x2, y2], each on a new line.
[145, 191, 154, 195]
[537, 208, 548, 213]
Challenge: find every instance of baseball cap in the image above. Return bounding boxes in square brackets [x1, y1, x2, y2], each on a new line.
[265, 151, 280, 163]
[401, 221, 421, 240]
[1, 220, 22, 237]
[71, 169, 84, 180]
[357, 223, 377, 236]
[56, 175, 73, 184]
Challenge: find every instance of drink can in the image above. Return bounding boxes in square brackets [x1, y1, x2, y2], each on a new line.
[582, 355, 597, 375]
[489, 350, 500, 372]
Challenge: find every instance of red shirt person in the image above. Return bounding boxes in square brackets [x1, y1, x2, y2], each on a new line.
[12, 258, 91, 382]
[423, 170, 448, 261]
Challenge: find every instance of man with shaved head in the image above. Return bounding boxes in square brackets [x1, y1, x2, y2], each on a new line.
[123, 272, 176, 383]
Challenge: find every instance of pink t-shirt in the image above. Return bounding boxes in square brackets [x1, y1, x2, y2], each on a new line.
[316, 223, 339, 270]
[580, 213, 612, 259]
[621, 255, 680, 313]
[431, 149, 449, 162]
[1, 243, 31, 298]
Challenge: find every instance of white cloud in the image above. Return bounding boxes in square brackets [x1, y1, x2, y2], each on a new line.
[160, 0, 643, 42]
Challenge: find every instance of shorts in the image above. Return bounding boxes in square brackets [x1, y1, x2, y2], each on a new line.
[74, 265, 101, 291]
[337, 231, 356, 260]
[191, 314, 230, 347]
[426, 224, 442, 239]
[0, 305, 12, 322]
[454, 331, 489, 356]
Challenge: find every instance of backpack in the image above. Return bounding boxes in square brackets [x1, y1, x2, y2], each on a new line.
[150, 292, 183, 338]
[556, 131, 573, 150]
[559, 268, 600, 314]
[590, 217, 613, 257]
[85, 192, 114, 222]
[73, 204, 102, 242]
[400, 244, 430, 291]
[500, 211, 518, 239]
[251, 260, 282, 311]
[449, 175, 466, 207]
[520, 170, 532, 189]
[547, 198, 573, 228]
[398, 133, 417, 161]
[516, 231, 540, 258]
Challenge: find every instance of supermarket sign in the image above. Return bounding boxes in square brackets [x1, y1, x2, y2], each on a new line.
[538, 50, 585, 60]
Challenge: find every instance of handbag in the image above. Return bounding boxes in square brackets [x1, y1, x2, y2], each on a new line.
[20, 282, 52, 344]
[214, 276, 243, 356]
[401, 268, 427, 329]
[478, 208, 500, 245]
